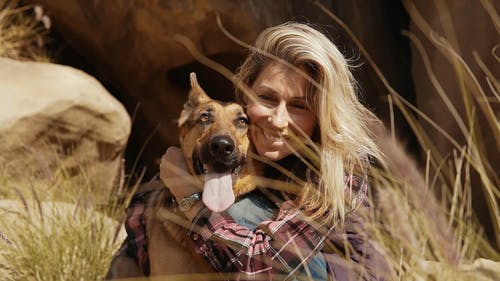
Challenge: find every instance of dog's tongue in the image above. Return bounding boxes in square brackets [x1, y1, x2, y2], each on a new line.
[202, 169, 234, 213]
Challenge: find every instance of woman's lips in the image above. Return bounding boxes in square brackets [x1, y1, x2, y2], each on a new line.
[261, 126, 287, 145]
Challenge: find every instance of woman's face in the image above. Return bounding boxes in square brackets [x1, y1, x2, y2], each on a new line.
[245, 63, 317, 161]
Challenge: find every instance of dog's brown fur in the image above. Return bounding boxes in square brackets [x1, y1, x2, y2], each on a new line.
[107, 73, 257, 279]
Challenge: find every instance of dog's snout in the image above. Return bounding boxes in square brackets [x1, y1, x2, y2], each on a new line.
[209, 135, 235, 158]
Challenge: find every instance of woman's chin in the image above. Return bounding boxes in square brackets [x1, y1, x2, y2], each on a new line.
[261, 150, 290, 161]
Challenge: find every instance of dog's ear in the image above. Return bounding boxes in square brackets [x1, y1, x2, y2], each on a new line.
[189, 72, 210, 104]
[178, 73, 211, 127]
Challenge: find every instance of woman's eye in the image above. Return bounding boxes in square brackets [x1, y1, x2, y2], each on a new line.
[257, 94, 279, 108]
[288, 101, 308, 110]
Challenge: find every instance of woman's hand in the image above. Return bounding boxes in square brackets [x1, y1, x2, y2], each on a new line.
[159, 146, 203, 201]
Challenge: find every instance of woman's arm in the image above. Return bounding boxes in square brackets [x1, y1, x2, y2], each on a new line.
[160, 147, 324, 278]
[159, 147, 205, 221]
[189, 204, 325, 278]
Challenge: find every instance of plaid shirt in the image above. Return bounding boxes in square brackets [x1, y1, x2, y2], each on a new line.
[123, 175, 390, 280]
[121, 189, 155, 276]
[188, 175, 390, 281]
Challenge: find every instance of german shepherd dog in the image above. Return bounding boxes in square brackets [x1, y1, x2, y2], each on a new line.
[107, 73, 258, 278]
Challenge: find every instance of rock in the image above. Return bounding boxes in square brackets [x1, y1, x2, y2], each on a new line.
[34, 0, 419, 175]
[409, 0, 498, 156]
[408, 0, 499, 244]
[0, 58, 131, 201]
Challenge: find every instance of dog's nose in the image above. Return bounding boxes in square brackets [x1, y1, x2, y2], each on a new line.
[209, 135, 235, 159]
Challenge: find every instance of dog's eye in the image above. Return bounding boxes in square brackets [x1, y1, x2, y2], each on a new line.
[198, 113, 211, 125]
[235, 117, 249, 128]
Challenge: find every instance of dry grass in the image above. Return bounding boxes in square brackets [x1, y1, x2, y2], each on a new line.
[0, 148, 140, 281]
[0, 0, 50, 61]
[0, 200, 122, 281]
[312, 0, 499, 279]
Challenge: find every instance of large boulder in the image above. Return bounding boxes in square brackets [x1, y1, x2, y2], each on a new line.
[0, 58, 131, 201]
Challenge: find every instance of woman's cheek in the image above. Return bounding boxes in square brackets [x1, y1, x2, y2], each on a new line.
[246, 103, 269, 121]
[290, 113, 317, 137]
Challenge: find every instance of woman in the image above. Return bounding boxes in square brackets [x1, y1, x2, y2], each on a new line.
[161, 22, 392, 280]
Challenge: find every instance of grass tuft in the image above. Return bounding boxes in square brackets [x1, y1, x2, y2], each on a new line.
[0, 0, 50, 61]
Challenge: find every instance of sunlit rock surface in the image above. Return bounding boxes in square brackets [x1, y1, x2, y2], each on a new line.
[0, 58, 131, 200]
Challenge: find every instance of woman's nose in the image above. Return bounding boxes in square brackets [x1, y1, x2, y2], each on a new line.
[270, 102, 290, 130]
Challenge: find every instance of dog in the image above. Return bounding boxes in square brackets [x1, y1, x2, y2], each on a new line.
[106, 73, 258, 278]
[176, 72, 258, 212]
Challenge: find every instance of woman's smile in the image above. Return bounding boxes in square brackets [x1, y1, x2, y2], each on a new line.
[259, 125, 287, 145]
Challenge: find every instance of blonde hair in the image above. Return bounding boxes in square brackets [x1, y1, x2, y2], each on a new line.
[235, 22, 384, 225]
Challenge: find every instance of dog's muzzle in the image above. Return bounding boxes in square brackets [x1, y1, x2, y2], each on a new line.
[199, 135, 241, 173]
[192, 134, 246, 213]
